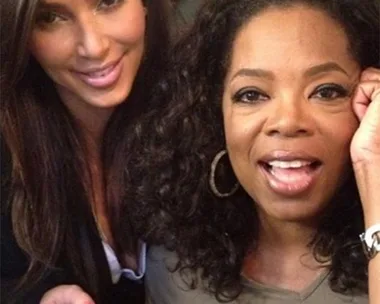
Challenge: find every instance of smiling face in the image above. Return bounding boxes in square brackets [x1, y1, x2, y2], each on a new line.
[29, 0, 146, 120]
[222, 5, 360, 224]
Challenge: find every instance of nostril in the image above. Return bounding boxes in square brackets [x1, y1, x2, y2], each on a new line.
[266, 127, 310, 137]
[266, 129, 280, 137]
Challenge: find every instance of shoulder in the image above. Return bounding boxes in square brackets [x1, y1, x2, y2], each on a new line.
[175, 0, 204, 24]
[145, 246, 222, 304]
[299, 271, 368, 304]
[145, 251, 369, 304]
[0, 138, 27, 279]
[1, 137, 12, 208]
[1, 210, 30, 279]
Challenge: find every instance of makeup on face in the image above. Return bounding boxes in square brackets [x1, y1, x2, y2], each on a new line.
[222, 5, 360, 222]
[29, 0, 146, 122]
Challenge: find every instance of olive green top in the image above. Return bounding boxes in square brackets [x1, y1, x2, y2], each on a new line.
[175, 0, 205, 25]
[145, 246, 368, 304]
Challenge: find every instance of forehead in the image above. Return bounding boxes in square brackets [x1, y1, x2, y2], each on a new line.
[227, 5, 356, 75]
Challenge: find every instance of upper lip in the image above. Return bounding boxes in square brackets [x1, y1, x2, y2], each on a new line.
[75, 57, 121, 74]
[258, 150, 322, 164]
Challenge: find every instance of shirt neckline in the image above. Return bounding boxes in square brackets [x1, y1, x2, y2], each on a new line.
[102, 240, 146, 283]
[241, 269, 330, 301]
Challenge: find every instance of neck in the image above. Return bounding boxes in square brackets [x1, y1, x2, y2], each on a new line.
[76, 107, 113, 148]
[58, 88, 115, 146]
[58, 89, 114, 235]
[243, 214, 326, 292]
[257, 214, 317, 251]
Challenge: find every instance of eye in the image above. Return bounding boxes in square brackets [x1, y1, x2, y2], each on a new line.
[97, 0, 125, 10]
[232, 87, 269, 104]
[311, 84, 349, 101]
[35, 11, 65, 25]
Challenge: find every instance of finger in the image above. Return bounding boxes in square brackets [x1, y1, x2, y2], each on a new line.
[360, 67, 380, 81]
[69, 287, 95, 304]
[40, 285, 95, 304]
[352, 80, 380, 121]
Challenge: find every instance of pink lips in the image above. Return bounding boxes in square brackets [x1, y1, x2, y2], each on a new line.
[74, 56, 123, 89]
[258, 151, 322, 196]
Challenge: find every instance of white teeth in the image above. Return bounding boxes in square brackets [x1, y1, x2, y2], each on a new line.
[267, 160, 311, 169]
[89, 70, 108, 78]
[87, 65, 114, 78]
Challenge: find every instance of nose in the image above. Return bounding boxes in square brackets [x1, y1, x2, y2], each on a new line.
[264, 95, 314, 138]
[76, 17, 110, 60]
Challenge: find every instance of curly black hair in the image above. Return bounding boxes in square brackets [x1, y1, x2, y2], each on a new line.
[123, 0, 380, 301]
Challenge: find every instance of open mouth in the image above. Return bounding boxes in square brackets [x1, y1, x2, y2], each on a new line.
[258, 159, 322, 196]
[261, 159, 321, 171]
[75, 56, 123, 89]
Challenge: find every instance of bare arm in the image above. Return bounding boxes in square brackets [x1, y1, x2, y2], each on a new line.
[351, 67, 380, 304]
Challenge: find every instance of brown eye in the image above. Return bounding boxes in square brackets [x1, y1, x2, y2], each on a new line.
[36, 11, 63, 24]
[232, 88, 269, 104]
[311, 84, 349, 101]
[97, 0, 124, 10]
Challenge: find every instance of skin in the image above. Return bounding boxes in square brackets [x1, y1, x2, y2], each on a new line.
[29, 0, 146, 135]
[27, 1, 146, 302]
[223, 6, 360, 226]
[29, 0, 146, 245]
[40, 285, 95, 304]
[40, 3, 380, 304]
[222, 5, 380, 294]
[351, 69, 380, 304]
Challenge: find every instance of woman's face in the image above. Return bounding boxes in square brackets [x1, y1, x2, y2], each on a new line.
[29, 0, 145, 116]
[222, 5, 360, 223]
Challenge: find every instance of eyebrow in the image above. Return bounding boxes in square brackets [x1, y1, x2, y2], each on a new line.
[38, 1, 65, 10]
[304, 62, 349, 77]
[231, 68, 275, 81]
[230, 62, 349, 82]
[37, 1, 68, 11]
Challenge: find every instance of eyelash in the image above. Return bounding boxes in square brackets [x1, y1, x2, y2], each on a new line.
[35, 0, 125, 26]
[35, 11, 66, 25]
[96, 0, 125, 11]
[310, 83, 350, 101]
[232, 87, 269, 104]
[232, 83, 350, 104]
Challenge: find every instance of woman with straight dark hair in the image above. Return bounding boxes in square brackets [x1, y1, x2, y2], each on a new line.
[122, 0, 380, 303]
[0, 0, 170, 303]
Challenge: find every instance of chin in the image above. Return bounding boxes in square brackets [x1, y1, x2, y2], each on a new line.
[270, 209, 323, 223]
[257, 198, 330, 223]
[85, 90, 130, 109]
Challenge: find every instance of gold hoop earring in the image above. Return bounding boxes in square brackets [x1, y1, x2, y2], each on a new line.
[209, 150, 239, 198]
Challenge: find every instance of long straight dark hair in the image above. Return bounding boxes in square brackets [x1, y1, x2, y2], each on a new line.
[0, 0, 170, 302]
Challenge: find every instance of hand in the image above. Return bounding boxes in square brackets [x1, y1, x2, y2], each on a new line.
[40, 285, 95, 304]
[350, 67, 380, 226]
[350, 67, 380, 165]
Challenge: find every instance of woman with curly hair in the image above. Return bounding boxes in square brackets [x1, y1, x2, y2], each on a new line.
[1, 0, 170, 303]
[123, 0, 380, 303]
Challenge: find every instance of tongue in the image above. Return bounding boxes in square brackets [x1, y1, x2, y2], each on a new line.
[264, 164, 319, 195]
[270, 166, 313, 183]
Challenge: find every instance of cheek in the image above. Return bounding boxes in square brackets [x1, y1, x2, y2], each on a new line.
[29, 32, 74, 70]
[225, 120, 253, 153]
[224, 106, 262, 166]
[115, 21, 145, 46]
[320, 110, 358, 157]
[115, 7, 146, 46]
